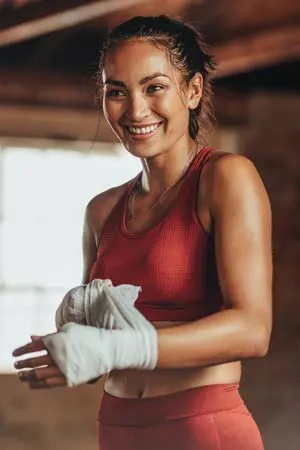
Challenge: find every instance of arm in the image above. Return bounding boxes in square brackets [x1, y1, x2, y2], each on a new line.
[156, 153, 273, 369]
[82, 184, 128, 282]
[80, 187, 128, 385]
[56, 184, 130, 329]
[13, 185, 128, 388]
[81, 201, 98, 284]
[80, 202, 100, 383]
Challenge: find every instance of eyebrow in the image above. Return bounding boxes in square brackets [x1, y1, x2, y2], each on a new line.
[104, 72, 170, 87]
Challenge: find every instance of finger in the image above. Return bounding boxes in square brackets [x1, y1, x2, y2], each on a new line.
[14, 354, 53, 370]
[28, 376, 67, 389]
[12, 339, 47, 356]
[18, 366, 61, 382]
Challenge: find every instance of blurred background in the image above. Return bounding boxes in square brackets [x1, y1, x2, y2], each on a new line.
[0, 1, 299, 449]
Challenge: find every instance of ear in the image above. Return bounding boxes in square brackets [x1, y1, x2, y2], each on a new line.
[187, 73, 203, 110]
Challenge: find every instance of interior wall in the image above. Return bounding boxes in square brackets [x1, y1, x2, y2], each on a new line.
[0, 374, 102, 450]
[240, 92, 300, 450]
[0, 92, 299, 450]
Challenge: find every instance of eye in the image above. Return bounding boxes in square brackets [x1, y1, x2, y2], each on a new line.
[106, 89, 126, 98]
[147, 84, 165, 94]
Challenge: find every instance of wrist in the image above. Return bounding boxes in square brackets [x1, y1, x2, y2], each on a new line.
[108, 327, 158, 371]
[43, 323, 158, 387]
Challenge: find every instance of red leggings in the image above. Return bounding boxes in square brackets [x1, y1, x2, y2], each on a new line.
[97, 383, 264, 450]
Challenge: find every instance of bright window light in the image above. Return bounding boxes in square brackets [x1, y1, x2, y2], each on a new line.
[0, 142, 141, 372]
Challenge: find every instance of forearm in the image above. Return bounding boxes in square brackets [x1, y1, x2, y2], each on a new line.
[156, 308, 271, 369]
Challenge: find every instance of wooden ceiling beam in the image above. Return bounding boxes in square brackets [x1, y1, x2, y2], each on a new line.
[0, 103, 116, 142]
[0, 69, 96, 108]
[0, 0, 148, 47]
[215, 22, 300, 77]
[102, 0, 196, 29]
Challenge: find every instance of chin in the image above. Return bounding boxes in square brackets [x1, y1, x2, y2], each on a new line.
[119, 137, 161, 158]
[115, 122, 166, 155]
[123, 144, 158, 159]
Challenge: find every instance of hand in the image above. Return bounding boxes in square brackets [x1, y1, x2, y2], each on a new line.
[12, 334, 67, 389]
[40, 322, 157, 387]
[55, 279, 141, 330]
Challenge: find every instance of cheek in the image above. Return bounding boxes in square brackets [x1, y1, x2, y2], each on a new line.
[159, 88, 188, 113]
[103, 100, 124, 127]
[157, 94, 189, 127]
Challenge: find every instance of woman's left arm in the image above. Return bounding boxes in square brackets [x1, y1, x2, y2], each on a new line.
[157, 153, 273, 369]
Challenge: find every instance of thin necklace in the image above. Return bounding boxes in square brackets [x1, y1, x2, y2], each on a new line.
[128, 147, 199, 220]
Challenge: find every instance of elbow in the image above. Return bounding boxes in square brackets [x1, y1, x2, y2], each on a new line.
[254, 336, 270, 358]
[248, 325, 271, 358]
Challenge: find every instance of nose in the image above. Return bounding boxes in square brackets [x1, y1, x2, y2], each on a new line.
[125, 93, 150, 122]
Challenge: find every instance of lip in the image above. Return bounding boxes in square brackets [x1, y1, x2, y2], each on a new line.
[122, 122, 163, 141]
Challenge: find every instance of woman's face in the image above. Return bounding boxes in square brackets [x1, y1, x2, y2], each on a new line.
[102, 39, 199, 158]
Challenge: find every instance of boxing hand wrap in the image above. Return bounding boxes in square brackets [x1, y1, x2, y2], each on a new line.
[51, 278, 156, 386]
[55, 285, 87, 328]
[86, 281, 142, 329]
[42, 321, 158, 387]
[55, 279, 141, 330]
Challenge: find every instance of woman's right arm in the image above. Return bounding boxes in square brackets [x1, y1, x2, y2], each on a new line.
[82, 185, 128, 385]
[81, 200, 98, 284]
[81, 183, 128, 283]
[12, 183, 131, 390]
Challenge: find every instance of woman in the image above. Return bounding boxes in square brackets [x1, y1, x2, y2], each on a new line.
[13, 15, 273, 450]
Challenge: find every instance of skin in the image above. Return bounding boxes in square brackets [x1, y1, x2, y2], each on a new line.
[13, 40, 273, 396]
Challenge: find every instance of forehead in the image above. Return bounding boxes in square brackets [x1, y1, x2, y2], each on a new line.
[102, 39, 179, 83]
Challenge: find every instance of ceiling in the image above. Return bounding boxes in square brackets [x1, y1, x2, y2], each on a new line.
[0, 0, 299, 119]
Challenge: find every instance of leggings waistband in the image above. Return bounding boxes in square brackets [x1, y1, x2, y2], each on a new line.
[99, 383, 245, 426]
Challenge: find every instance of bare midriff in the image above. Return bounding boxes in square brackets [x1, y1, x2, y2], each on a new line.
[104, 320, 241, 399]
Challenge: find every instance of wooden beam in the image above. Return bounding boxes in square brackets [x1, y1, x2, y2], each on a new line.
[103, 0, 196, 29]
[185, 0, 300, 41]
[215, 23, 300, 77]
[0, 104, 116, 142]
[0, 0, 148, 47]
[0, 69, 117, 142]
[0, 69, 96, 108]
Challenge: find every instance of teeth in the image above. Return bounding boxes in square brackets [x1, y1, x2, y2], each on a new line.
[128, 124, 159, 134]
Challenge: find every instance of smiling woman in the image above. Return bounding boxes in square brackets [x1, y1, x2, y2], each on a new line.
[98, 19, 215, 158]
[12, 15, 272, 450]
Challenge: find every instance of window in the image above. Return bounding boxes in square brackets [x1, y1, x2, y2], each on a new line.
[0, 140, 140, 372]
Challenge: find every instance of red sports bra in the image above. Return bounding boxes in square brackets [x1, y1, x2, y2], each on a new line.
[90, 147, 224, 321]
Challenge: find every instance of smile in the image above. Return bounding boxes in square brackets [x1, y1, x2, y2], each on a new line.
[128, 123, 160, 134]
[124, 122, 162, 139]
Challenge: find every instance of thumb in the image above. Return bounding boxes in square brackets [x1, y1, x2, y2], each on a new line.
[30, 335, 41, 341]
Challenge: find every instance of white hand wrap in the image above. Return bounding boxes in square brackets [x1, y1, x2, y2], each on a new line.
[43, 321, 158, 387]
[44, 279, 158, 386]
[55, 279, 141, 330]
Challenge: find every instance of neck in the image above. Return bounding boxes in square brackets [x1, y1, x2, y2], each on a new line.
[140, 139, 199, 196]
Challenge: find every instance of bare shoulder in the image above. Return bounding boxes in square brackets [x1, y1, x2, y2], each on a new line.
[87, 182, 129, 216]
[81, 178, 136, 282]
[204, 151, 257, 181]
[202, 151, 270, 210]
[85, 180, 130, 234]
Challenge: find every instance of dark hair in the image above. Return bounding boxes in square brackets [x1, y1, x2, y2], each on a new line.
[97, 15, 216, 144]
